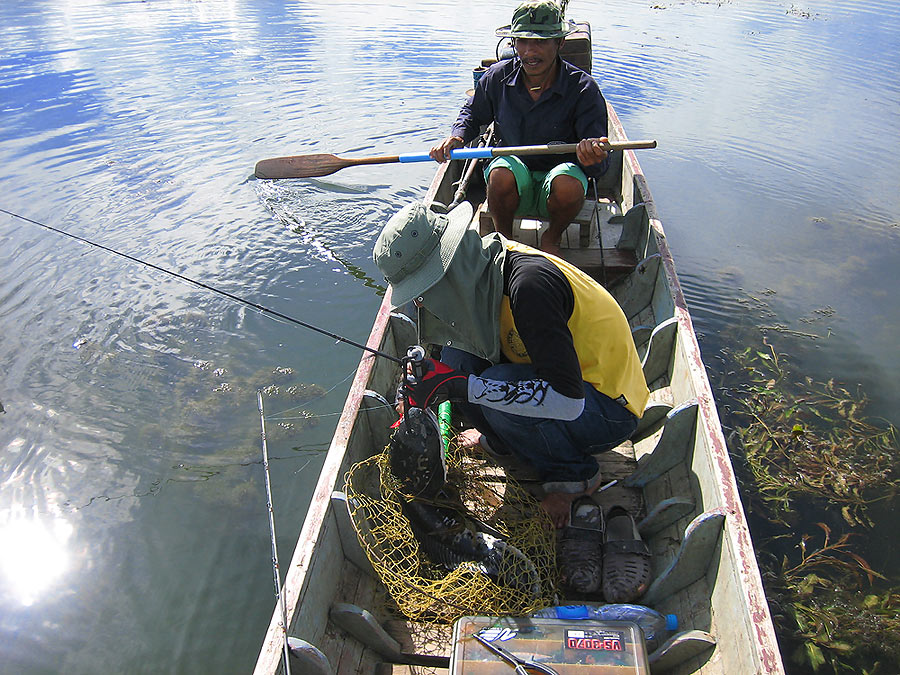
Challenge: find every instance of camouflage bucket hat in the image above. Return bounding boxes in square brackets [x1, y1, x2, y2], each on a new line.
[495, 0, 577, 39]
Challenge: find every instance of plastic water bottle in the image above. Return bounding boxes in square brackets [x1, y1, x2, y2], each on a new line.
[533, 604, 678, 653]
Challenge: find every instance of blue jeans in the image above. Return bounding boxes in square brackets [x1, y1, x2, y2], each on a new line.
[441, 347, 638, 492]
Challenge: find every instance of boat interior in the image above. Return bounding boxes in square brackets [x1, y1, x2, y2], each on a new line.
[253, 21, 782, 675]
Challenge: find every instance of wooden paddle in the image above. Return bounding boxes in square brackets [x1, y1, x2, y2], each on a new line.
[254, 139, 657, 179]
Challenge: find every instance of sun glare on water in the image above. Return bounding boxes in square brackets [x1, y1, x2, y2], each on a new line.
[0, 516, 73, 607]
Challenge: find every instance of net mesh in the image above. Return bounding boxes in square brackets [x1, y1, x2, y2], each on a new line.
[344, 435, 559, 623]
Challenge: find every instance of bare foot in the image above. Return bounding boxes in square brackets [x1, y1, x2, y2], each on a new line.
[541, 491, 578, 529]
[455, 428, 484, 450]
[538, 232, 561, 257]
[540, 241, 560, 257]
[542, 471, 604, 528]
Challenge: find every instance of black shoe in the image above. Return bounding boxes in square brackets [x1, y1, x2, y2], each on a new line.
[558, 496, 604, 595]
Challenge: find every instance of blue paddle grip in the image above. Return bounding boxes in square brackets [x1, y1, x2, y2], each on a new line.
[397, 152, 433, 163]
[450, 148, 493, 159]
[397, 148, 494, 163]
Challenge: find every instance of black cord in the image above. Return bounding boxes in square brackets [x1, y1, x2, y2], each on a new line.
[0, 207, 402, 364]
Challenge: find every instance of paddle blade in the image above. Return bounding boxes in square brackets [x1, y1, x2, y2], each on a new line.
[254, 154, 350, 179]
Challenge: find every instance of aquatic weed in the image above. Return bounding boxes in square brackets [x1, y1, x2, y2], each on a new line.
[730, 341, 898, 528]
[724, 339, 899, 672]
[760, 524, 899, 673]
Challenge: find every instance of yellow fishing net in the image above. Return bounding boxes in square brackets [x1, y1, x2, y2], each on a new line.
[344, 434, 559, 624]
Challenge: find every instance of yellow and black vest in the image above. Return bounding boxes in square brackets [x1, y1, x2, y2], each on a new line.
[498, 241, 649, 418]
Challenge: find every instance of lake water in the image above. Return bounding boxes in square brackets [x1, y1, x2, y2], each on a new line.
[1, 0, 897, 672]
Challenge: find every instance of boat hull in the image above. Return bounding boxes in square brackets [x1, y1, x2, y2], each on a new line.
[254, 61, 783, 675]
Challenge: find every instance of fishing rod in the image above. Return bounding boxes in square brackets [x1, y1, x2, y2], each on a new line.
[257, 391, 293, 675]
[0, 207, 402, 364]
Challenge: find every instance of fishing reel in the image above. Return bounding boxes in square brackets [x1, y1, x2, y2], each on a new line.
[398, 345, 428, 411]
[398, 344, 467, 412]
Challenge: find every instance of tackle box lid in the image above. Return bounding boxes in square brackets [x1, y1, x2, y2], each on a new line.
[450, 615, 650, 674]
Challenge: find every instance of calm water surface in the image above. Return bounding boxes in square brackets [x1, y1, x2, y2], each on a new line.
[1, 1, 897, 672]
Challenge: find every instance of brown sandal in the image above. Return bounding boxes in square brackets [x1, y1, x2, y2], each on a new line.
[558, 496, 604, 595]
[602, 505, 651, 603]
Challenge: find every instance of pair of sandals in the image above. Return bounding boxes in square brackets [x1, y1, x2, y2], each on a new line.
[559, 497, 651, 602]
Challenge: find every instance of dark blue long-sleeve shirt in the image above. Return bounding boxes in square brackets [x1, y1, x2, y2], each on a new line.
[450, 57, 609, 176]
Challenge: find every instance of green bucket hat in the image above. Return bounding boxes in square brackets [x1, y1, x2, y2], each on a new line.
[373, 201, 474, 307]
[495, 0, 577, 39]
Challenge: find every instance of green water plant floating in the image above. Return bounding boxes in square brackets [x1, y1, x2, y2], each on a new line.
[760, 524, 899, 673]
[730, 342, 898, 527]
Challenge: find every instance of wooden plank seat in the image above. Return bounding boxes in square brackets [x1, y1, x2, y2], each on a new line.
[624, 400, 700, 539]
[614, 252, 662, 322]
[626, 401, 699, 489]
[627, 317, 680, 443]
[632, 324, 654, 354]
[476, 194, 618, 243]
[610, 202, 650, 255]
[558, 247, 637, 286]
[331, 491, 376, 577]
[329, 603, 450, 670]
[650, 630, 718, 673]
[474, 193, 641, 285]
[388, 312, 417, 347]
[632, 387, 674, 443]
[641, 317, 677, 385]
[639, 497, 696, 539]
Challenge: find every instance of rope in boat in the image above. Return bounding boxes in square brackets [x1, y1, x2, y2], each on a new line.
[0, 207, 401, 364]
[257, 391, 293, 675]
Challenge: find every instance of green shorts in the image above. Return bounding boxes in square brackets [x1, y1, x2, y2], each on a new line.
[484, 155, 588, 219]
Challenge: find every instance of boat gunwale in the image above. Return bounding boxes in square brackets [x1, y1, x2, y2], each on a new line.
[607, 104, 783, 672]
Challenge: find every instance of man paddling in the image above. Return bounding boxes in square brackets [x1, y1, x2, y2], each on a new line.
[373, 201, 649, 529]
[430, 0, 610, 255]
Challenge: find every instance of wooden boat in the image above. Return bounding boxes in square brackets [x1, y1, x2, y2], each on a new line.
[253, 23, 784, 675]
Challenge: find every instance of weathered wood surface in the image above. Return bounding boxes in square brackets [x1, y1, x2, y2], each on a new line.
[330, 603, 453, 669]
[611, 201, 650, 252]
[639, 497, 696, 538]
[286, 638, 332, 675]
[641, 317, 678, 385]
[649, 630, 717, 673]
[614, 253, 661, 320]
[644, 510, 726, 605]
[330, 603, 402, 659]
[632, 389, 674, 443]
[330, 491, 375, 576]
[626, 401, 699, 488]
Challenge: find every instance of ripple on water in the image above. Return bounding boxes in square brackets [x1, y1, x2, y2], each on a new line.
[1, 0, 899, 672]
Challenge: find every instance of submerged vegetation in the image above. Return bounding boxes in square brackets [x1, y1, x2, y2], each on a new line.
[731, 342, 898, 528]
[722, 338, 899, 673]
[760, 524, 900, 673]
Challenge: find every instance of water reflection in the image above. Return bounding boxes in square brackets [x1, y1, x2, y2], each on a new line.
[0, 0, 897, 672]
[0, 513, 72, 607]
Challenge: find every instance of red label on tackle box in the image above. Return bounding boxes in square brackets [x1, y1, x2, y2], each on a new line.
[565, 628, 625, 652]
